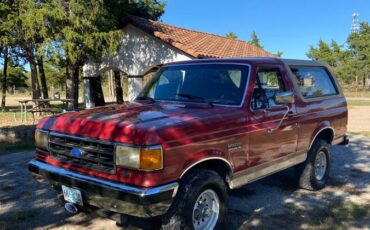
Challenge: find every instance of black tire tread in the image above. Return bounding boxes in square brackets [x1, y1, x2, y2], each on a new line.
[295, 138, 331, 191]
[161, 168, 228, 230]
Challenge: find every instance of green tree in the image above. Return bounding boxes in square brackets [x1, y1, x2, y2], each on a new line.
[1, 0, 166, 109]
[44, 61, 66, 91]
[225, 32, 238, 39]
[249, 31, 263, 49]
[1, 0, 63, 100]
[348, 22, 370, 87]
[276, 50, 283, 57]
[0, 61, 28, 90]
[307, 22, 369, 87]
[307, 39, 337, 66]
[0, 1, 16, 110]
[307, 39, 353, 84]
[55, 0, 166, 109]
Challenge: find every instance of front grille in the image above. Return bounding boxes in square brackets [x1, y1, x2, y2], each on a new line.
[49, 133, 115, 173]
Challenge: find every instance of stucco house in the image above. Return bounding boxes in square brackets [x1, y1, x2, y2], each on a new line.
[82, 16, 275, 108]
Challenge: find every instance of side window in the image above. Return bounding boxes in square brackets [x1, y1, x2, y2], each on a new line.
[251, 69, 286, 110]
[290, 66, 338, 98]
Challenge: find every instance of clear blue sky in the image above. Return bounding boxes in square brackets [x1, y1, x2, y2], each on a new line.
[160, 0, 370, 59]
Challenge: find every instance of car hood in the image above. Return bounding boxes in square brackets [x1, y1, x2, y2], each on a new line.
[38, 101, 236, 146]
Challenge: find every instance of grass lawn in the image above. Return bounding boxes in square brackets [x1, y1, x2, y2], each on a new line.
[343, 89, 370, 98]
[0, 112, 44, 127]
[347, 99, 370, 106]
[348, 131, 370, 137]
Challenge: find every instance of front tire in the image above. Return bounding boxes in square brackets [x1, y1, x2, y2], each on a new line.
[295, 138, 331, 190]
[162, 169, 228, 230]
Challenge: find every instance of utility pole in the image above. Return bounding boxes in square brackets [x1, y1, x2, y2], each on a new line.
[350, 13, 360, 34]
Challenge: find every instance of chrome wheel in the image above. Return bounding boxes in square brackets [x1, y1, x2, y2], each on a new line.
[192, 189, 220, 230]
[314, 151, 327, 181]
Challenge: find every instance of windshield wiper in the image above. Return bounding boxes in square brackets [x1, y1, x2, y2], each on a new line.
[136, 96, 155, 103]
[175, 93, 214, 107]
[175, 93, 204, 100]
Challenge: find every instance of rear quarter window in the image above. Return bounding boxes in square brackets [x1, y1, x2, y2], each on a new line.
[290, 66, 338, 98]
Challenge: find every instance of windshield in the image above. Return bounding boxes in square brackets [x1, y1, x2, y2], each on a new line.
[139, 64, 249, 106]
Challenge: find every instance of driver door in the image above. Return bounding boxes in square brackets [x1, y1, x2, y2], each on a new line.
[247, 65, 299, 168]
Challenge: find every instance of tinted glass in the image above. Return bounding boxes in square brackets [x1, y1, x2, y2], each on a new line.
[290, 66, 337, 98]
[140, 64, 249, 105]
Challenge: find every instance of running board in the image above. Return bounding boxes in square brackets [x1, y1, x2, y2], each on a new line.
[229, 150, 307, 189]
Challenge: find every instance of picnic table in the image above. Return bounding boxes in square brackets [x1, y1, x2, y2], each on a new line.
[11, 98, 74, 123]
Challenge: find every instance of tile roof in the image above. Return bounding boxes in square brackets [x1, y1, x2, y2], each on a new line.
[127, 16, 275, 58]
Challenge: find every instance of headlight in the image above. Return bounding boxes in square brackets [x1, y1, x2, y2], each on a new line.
[35, 130, 49, 150]
[115, 145, 163, 171]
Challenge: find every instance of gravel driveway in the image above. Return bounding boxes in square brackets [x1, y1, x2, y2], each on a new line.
[0, 135, 369, 230]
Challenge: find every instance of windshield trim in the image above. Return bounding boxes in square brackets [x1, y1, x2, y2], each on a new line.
[142, 62, 252, 108]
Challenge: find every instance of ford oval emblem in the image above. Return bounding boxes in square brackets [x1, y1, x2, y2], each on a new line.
[71, 148, 82, 158]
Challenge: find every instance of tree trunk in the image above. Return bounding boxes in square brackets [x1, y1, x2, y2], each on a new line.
[114, 70, 123, 104]
[66, 59, 80, 110]
[29, 58, 41, 99]
[1, 48, 8, 111]
[72, 65, 79, 110]
[22, 43, 40, 99]
[363, 75, 366, 88]
[37, 56, 49, 99]
[66, 58, 73, 109]
[92, 75, 105, 106]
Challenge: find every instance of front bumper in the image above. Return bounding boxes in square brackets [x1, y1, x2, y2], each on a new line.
[333, 134, 349, 146]
[28, 160, 178, 217]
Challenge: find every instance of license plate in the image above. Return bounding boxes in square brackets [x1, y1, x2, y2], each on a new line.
[62, 185, 83, 205]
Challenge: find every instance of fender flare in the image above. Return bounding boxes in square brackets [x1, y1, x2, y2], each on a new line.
[308, 125, 335, 150]
[179, 157, 233, 180]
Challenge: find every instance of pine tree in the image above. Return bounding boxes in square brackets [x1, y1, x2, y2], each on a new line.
[1, 0, 166, 109]
[250, 31, 263, 49]
[56, 0, 166, 109]
[348, 22, 370, 88]
[225, 32, 238, 39]
[307, 22, 369, 87]
[1, 1, 17, 109]
[276, 51, 283, 57]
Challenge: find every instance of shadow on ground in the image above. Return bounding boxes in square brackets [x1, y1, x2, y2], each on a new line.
[0, 135, 369, 229]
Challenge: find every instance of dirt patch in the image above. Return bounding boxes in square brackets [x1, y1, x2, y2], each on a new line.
[348, 106, 370, 133]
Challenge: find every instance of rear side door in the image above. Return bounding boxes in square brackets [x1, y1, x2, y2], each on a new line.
[247, 64, 299, 168]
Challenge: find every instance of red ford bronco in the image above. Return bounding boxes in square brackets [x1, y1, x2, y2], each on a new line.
[29, 58, 348, 229]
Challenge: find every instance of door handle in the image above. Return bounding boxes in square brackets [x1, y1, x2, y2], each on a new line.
[287, 110, 295, 117]
[267, 106, 291, 133]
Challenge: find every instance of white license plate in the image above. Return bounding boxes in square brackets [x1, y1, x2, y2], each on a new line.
[62, 185, 83, 205]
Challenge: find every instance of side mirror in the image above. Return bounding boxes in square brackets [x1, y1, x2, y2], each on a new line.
[275, 91, 294, 104]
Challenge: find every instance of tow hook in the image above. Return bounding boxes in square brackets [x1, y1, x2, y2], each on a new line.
[64, 202, 79, 214]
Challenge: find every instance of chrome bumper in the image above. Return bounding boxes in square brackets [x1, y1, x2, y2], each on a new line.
[333, 134, 349, 146]
[28, 160, 178, 217]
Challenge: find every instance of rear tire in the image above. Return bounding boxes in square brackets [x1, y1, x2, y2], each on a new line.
[295, 138, 331, 190]
[162, 169, 228, 230]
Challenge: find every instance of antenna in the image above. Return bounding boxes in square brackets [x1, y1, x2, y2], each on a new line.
[351, 13, 360, 34]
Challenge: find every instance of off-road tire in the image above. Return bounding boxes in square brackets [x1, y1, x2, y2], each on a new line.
[161, 168, 228, 230]
[295, 138, 331, 190]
